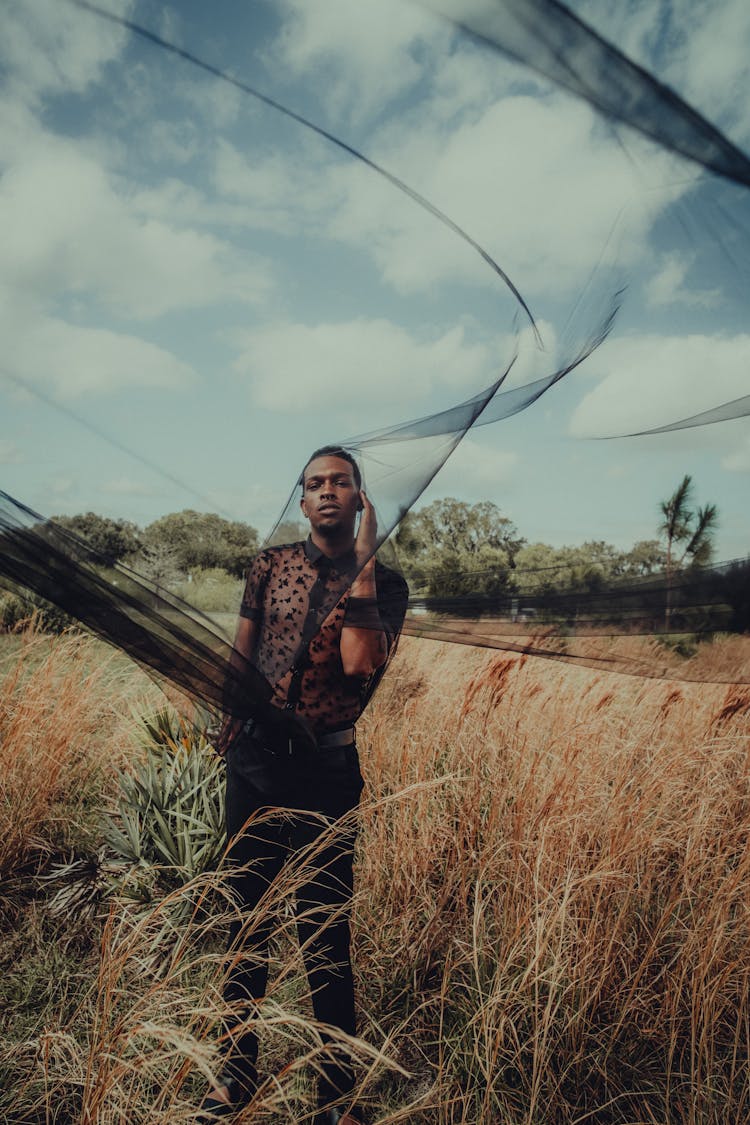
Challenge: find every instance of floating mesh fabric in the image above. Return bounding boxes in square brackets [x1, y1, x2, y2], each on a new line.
[618, 393, 750, 438]
[1, 0, 750, 706]
[0, 490, 270, 721]
[401, 556, 750, 684]
[424, 0, 750, 188]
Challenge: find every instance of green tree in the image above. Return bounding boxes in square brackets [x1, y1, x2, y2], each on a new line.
[659, 475, 718, 623]
[137, 540, 183, 590]
[140, 511, 258, 578]
[52, 512, 141, 564]
[513, 542, 566, 595]
[396, 498, 524, 598]
[515, 540, 631, 595]
[660, 475, 717, 570]
[622, 539, 667, 577]
[271, 519, 308, 545]
[564, 540, 627, 592]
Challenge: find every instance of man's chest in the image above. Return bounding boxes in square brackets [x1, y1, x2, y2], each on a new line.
[260, 555, 350, 663]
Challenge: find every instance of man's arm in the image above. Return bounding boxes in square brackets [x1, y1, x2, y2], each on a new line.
[215, 549, 269, 755]
[340, 490, 394, 677]
[215, 616, 257, 754]
[340, 556, 388, 677]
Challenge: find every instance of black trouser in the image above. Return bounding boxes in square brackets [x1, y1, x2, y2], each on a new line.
[223, 730, 363, 1104]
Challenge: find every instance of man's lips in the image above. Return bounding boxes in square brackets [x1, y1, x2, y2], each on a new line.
[318, 503, 340, 513]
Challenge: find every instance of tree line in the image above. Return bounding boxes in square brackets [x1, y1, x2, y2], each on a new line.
[51, 498, 684, 600]
[2, 475, 746, 634]
[52, 510, 259, 585]
[395, 476, 719, 600]
[44, 474, 724, 602]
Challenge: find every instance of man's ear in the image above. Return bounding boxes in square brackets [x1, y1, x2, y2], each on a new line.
[300, 495, 309, 518]
[357, 494, 364, 512]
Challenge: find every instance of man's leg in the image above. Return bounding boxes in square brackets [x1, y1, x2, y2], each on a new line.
[291, 808, 359, 1108]
[220, 751, 288, 1095]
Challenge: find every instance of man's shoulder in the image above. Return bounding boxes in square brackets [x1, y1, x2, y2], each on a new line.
[269, 539, 306, 551]
[245, 541, 305, 578]
[255, 540, 305, 561]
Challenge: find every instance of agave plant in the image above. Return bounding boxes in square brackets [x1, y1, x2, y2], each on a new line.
[38, 710, 226, 935]
[40, 847, 113, 921]
[103, 708, 225, 899]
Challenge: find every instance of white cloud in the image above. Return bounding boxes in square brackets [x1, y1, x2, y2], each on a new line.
[421, 437, 519, 500]
[645, 253, 721, 309]
[549, 0, 750, 140]
[0, 100, 274, 404]
[207, 89, 675, 305]
[666, 0, 750, 142]
[1, 311, 196, 397]
[0, 440, 22, 465]
[429, 40, 546, 123]
[142, 120, 203, 167]
[0, 130, 270, 320]
[570, 332, 750, 437]
[233, 317, 496, 413]
[722, 435, 750, 473]
[1, 0, 131, 105]
[99, 477, 156, 496]
[211, 138, 329, 235]
[322, 94, 680, 300]
[176, 67, 244, 131]
[273, 0, 445, 124]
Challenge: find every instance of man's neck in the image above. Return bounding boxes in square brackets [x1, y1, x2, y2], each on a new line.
[309, 528, 355, 559]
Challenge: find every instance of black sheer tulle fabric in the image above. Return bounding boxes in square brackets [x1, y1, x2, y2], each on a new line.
[425, 0, 750, 188]
[424, 0, 750, 436]
[402, 557, 750, 684]
[619, 394, 750, 438]
[2, 487, 748, 694]
[0, 490, 270, 721]
[2, 0, 750, 707]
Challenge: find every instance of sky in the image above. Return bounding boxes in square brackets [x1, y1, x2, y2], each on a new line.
[1, 0, 749, 560]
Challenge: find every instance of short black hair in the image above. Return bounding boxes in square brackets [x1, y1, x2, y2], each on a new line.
[301, 445, 362, 490]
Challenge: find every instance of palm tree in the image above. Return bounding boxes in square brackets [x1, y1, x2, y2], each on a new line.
[659, 474, 718, 625]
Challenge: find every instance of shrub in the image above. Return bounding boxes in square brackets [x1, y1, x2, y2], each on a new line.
[0, 588, 76, 633]
[171, 567, 243, 615]
[0, 630, 146, 892]
[103, 709, 225, 906]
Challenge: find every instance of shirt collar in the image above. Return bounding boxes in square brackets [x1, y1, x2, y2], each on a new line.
[304, 535, 358, 575]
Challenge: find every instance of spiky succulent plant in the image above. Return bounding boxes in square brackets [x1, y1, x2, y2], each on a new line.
[39, 709, 226, 933]
[103, 708, 225, 890]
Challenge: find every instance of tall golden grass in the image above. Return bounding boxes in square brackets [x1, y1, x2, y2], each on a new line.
[1, 628, 749, 1123]
[0, 629, 155, 891]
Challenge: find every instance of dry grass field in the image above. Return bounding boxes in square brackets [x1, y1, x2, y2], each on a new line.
[1, 627, 749, 1123]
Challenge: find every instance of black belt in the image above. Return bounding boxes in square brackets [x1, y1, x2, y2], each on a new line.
[243, 720, 355, 757]
[317, 727, 356, 748]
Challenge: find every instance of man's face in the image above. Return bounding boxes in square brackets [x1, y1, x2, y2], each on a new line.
[300, 455, 361, 536]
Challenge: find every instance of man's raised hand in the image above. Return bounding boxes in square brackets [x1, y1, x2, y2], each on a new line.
[353, 489, 377, 573]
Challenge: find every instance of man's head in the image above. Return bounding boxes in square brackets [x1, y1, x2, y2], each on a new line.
[300, 446, 363, 540]
[301, 446, 361, 490]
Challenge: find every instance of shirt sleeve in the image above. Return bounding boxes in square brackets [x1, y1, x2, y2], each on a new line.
[343, 564, 409, 651]
[239, 551, 272, 621]
[377, 565, 409, 649]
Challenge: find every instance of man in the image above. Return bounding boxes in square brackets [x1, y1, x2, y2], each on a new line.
[203, 446, 408, 1124]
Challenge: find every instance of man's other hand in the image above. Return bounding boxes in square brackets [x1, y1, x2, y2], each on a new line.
[213, 715, 243, 756]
